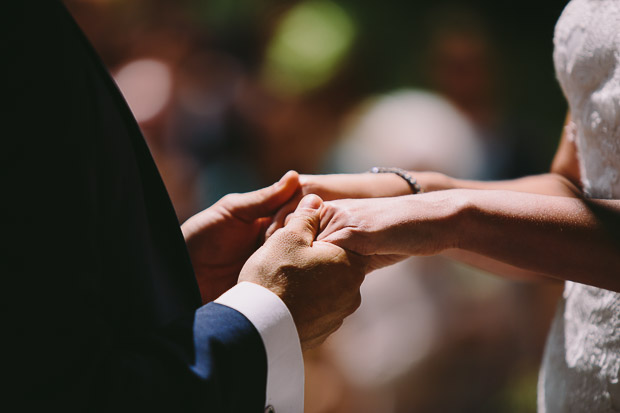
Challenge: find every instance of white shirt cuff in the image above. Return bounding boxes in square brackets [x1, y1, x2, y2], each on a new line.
[215, 281, 304, 413]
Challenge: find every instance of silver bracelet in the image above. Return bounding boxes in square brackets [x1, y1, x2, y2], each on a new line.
[369, 166, 423, 194]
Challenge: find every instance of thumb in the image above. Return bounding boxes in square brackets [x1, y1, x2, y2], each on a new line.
[282, 194, 323, 246]
[223, 170, 300, 221]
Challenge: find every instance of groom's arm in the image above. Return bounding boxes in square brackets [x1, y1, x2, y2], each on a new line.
[2, 229, 339, 413]
[214, 283, 304, 412]
[3, 281, 297, 412]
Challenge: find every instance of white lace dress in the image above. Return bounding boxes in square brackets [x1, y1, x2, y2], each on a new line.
[537, 1, 620, 412]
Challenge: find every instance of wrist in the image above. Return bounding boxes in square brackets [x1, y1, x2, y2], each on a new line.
[396, 189, 473, 254]
[300, 173, 411, 199]
[415, 171, 455, 192]
[369, 172, 413, 197]
[370, 169, 454, 195]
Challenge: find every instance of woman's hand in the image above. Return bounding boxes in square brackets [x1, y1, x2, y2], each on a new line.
[315, 192, 464, 269]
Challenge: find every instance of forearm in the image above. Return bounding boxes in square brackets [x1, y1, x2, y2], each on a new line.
[443, 249, 561, 283]
[301, 170, 582, 202]
[300, 172, 416, 199]
[439, 189, 620, 291]
[417, 171, 582, 197]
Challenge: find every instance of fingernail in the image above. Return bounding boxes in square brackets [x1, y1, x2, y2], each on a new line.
[299, 194, 322, 210]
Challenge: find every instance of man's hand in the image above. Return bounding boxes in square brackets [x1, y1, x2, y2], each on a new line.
[239, 195, 368, 350]
[182, 171, 300, 303]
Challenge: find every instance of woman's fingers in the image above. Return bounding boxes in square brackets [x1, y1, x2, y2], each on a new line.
[317, 198, 403, 256]
[265, 194, 302, 239]
[316, 200, 365, 252]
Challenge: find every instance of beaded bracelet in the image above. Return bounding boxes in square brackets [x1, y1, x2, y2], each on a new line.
[369, 166, 423, 194]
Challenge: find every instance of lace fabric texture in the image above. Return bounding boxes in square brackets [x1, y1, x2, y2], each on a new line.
[538, 1, 620, 411]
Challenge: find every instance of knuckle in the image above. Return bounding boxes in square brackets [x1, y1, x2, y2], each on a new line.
[218, 193, 240, 209]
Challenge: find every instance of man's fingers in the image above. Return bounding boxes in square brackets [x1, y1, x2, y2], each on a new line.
[223, 170, 300, 221]
[282, 194, 323, 246]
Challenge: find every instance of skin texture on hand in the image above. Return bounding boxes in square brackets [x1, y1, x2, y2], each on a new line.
[313, 185, 620, 291]
[181, 171, 301, 304]
[239, 195, 368, 351]
[315, 193, 462, 269]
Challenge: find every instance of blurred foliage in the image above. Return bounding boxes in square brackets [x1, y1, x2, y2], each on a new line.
[262, 0, 356, 96]
[493, 366, 540, 413]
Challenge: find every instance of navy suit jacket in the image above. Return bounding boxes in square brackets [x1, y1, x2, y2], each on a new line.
[4, 1, 267, 411]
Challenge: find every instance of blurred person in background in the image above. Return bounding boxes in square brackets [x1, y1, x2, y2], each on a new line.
[5, 1, 371, 411]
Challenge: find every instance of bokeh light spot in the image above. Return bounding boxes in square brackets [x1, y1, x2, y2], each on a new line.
[262, 0, 356, 96]
[113, 59, 173, 124]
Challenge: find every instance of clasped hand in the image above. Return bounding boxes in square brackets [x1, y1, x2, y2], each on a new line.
[182, 171, 368, 350]
[267, 173, 456, 271]
[182, 171, 455, 350]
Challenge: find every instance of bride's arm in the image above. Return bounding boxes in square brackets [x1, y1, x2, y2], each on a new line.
[273, 114, 620, 289]
[437, 114, 583, 280]
[269, 121, 578, 236]
[314, 116, 620, 291]
[316, 187, 620, 292]
[275, 115, 603, 282]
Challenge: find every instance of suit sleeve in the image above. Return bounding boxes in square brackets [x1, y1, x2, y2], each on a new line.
[4, 282, 268, 412]
[216, 282, 305, 413]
